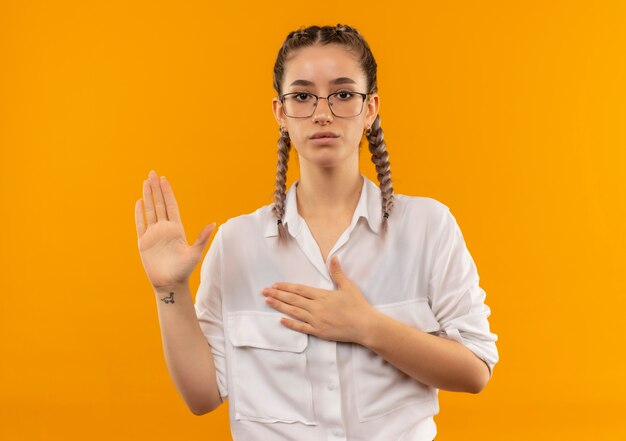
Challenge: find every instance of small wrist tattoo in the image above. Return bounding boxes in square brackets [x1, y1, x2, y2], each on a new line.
[161, 292, 175, 304]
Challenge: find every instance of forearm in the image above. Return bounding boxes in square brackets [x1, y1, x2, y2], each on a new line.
[154, 283, 222, 415]
[359, 310, 490, 394]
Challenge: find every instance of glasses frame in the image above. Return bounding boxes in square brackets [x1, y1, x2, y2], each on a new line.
[278, 91, 370, 118]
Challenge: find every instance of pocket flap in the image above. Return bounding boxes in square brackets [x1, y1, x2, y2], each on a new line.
[227, 311, 308, 352]
[375, 298, 441, 333]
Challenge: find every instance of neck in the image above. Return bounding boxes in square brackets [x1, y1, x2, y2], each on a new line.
[295, 164, 364, 220]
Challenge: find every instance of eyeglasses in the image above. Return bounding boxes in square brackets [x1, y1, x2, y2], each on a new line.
[278, 91, 369, 118]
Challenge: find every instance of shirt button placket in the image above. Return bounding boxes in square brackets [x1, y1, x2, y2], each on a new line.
[314, 280, 346, 441]
[324, 343, 346, 441]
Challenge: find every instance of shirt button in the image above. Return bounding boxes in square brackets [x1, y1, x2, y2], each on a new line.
[332, 428, 343, 436]
[327, 383, 335, 391]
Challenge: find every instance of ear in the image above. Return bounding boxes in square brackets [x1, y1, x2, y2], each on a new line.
[272, 97, 287, 128]
[364, 93, 379, 127]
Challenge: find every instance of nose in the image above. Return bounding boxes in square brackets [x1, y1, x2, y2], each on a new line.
[312, 97, 333, 121]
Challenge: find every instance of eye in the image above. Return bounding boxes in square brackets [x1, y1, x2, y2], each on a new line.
[294, 92, 312, 102]
[335, 91, 354, 100]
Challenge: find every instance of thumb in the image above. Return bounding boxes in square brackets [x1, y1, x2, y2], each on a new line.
[329, 255, 347, 287]
[192, 222, 216, 253]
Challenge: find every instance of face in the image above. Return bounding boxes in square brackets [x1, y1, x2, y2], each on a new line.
[272, 44, 379, 169]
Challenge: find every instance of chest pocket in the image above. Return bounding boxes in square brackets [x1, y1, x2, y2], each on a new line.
[352, 298, 442, 422]
[227, 311, 317, 425]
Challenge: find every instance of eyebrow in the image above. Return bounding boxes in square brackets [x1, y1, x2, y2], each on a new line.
[288, 77, 358, 87]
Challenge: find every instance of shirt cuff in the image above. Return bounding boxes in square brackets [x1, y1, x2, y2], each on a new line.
[439, 327, 495, 378]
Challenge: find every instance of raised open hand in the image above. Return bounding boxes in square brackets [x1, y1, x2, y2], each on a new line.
[134, 170, 215, 291]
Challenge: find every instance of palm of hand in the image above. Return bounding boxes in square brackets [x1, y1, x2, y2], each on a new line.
[135, 170, 215, 291]
[138, 220, 198, 289]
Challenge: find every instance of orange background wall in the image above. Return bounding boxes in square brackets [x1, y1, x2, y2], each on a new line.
[1, 1, 624, 440]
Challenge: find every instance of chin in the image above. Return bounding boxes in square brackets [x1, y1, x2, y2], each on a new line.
[296, 141, 356, 165]
[308, 153, 351, 169]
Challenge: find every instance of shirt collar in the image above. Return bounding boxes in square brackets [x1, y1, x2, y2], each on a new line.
[264, 173, 383, 238]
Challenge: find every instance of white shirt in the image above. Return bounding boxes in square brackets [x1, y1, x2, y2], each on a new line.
[194, 173, 499, 441]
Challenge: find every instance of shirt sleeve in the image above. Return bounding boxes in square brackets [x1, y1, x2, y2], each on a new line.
[193, 226, 228, 399]
[428, 206, 499, 378]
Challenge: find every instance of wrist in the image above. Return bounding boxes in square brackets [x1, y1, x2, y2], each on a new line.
[356, 307, 386, 348]
[153, 280, 189, 296]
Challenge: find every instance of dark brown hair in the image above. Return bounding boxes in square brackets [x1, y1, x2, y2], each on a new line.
[271, 24, 394, 243]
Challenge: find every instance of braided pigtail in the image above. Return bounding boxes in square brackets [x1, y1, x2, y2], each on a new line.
[366, 114, 395, 236]
[271, 126, 292, 244]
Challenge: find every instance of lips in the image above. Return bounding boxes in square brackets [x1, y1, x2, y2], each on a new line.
[310, 131, 339, 139]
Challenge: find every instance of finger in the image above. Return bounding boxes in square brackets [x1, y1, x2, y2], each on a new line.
[264, 287, 313, 310]
[270, 282, 320, 300]
[265, 297, 313, 323]
[142, 178, 156, 225]
[148, 170, 168, 221]
[135, 198, 146, 238]
[280, 317, 315, 335]
[159, 175, 182, 224]
[191, 223, 216, 253]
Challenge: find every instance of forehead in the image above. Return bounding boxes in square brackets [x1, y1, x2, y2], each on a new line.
[284, 44, 365, 88]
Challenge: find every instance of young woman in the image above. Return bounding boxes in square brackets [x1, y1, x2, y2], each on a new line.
[135, 24, 499, 441]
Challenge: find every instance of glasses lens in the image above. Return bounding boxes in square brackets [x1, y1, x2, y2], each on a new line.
[283, 93, 316, 117]
[283, 92, 364, 117]
[328, 92, 364, 117]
